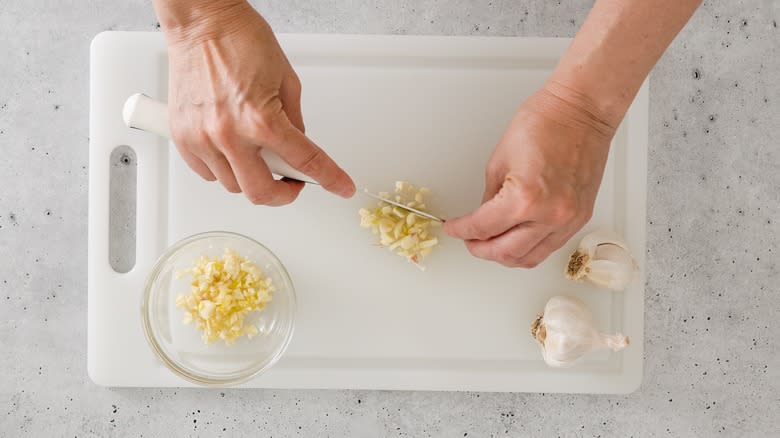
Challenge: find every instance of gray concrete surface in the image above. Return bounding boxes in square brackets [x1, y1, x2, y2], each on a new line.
[1, 0, 778, 436]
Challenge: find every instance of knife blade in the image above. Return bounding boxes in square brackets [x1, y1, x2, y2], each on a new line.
[361, 189, 445, 223]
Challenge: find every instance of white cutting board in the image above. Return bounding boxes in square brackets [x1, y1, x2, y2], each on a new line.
[89, 32, 647, 393]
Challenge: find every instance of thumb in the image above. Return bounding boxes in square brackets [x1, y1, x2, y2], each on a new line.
[444, 178, 527, 241]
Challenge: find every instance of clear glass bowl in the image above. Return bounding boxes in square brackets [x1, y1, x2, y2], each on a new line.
[142, 231, 296, 386]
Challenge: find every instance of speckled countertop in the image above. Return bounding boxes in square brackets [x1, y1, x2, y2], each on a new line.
[1, 1, 778, 436]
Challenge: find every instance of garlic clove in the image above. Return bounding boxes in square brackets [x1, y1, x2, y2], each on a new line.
[566, 230, 638, 291]
[586, 259, 634, 291]
[531, 295, 629, 368]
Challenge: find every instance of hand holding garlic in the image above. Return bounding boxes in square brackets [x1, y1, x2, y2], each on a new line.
[443, 85, 616, 268]
[532, 295, 629, 367]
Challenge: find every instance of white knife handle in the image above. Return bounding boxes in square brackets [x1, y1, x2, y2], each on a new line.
[122, 93, 315, 183]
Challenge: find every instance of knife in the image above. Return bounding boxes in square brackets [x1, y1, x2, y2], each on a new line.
[123, 93, 445, 221]
[361, 189, 445, 223]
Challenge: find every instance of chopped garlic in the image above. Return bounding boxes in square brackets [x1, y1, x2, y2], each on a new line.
[175, 249, 273, 345]
[359, 181, 440, 268]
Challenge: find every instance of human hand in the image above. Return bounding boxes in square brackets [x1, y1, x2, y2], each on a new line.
[161, 1, 355, 205]
[443, 83, 618, 268]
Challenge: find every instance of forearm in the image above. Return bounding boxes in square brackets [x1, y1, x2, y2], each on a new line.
[549, 0, 702, 128]
[152, 0, 253, 43]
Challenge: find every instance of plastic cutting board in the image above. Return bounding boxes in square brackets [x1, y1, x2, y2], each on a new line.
[89, 32, 648, 393]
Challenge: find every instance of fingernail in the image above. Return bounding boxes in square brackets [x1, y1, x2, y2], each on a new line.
[338, 184, 356, 198]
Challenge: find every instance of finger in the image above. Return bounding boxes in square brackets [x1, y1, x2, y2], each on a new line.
[225, 143, 305, 206]
[482, 174, 502, 203]
[482, 161, 505, 203]
[279, 74, 305, 133]
[511, 231, 573, 268]
[201, 149, 242, 193]
[464, 225, 550, 267]
[444, 181, 527, 241]
[174, 142, 216, 181]
[263, 112, 356, 198]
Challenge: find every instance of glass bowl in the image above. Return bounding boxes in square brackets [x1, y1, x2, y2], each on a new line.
[142, 231, 296, 386]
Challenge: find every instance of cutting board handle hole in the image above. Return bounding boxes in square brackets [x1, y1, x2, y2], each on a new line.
[109, 145, 137, 273]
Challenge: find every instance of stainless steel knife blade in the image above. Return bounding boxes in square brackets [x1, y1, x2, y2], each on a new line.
[361, 189, 445, 222]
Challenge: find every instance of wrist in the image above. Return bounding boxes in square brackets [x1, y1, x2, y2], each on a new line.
[153, 0, 256, 45]
[532, 81, 619, 140]
[543, 74, 628, 134]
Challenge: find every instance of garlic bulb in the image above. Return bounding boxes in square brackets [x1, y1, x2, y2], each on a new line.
[566, 230, 638, 291]
[531, 296, 629, 368]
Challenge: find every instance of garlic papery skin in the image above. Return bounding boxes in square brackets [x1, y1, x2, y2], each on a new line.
[566, 230, 638, 291]
[531, 296, 629, 368]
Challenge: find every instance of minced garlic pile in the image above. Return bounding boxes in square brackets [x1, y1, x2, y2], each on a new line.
[175, 249, 273, 345]
[359, 181, 439, 268]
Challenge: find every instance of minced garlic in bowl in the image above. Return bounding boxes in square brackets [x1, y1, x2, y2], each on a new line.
[175, 249, 274, 345]
[142, 232, 296, 386]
